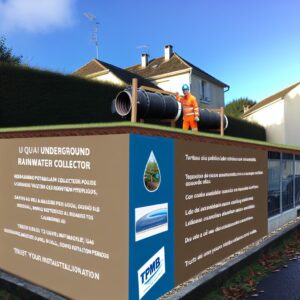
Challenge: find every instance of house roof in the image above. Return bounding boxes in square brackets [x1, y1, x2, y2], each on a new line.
[73, 59, 106, 76]
[243, 82, 300, 118]
[126, 53, 229, 88]
[72, 59, 160, 89]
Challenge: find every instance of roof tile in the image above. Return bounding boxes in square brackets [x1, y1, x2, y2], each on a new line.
[126, 53, 229, 88]
[73, 60, 105, 76]
[243, 82, 300, 117]
[72, 59, 160, 89]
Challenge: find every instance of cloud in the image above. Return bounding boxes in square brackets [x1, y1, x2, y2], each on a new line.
[0, 0, 76, 33]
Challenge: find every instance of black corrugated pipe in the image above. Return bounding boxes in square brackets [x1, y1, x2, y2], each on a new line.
[113, 87, 228, 129]
[114, 87, 182, 120]
[198, 109, 228, 130]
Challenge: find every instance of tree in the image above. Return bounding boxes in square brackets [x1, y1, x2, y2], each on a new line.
[0, 36, 22, 65]
[225, 97, 256, 118]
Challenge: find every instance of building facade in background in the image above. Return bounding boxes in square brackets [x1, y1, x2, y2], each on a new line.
[73, 45, 229, 109]
[243, 82, 300, 147]
[126, 45, 229, 108]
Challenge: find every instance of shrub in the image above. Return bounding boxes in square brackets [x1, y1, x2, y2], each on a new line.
[0, 64, 124, 127]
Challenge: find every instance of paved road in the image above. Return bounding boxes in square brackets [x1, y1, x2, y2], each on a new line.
[246, 260, 300, 300]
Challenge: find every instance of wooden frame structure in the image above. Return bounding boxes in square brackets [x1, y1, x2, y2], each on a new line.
[130, 78, 225, 136]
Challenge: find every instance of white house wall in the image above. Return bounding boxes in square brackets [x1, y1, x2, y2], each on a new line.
[190, 74, 224, 108]
[244, 99, 285, 144]
[284, 86, 300, 147]
[154, 72, 225, 109]
[94, 72, 125, 86]
[154, 72, 190, 94]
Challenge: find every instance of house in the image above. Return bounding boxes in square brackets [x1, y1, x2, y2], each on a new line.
[72, 59, 159, 89]
[242, 82, 300, 147]
[126, 45, 229, 108]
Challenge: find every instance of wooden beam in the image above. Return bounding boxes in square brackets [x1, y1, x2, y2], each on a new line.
[160, 119, 177, 127]
[220, 106, 224, 136]
[131, 78, 138, 123]
[203, 108, 226, 136]
[139, 85, 177, 128]
[207, 108, 221, 112]
[139, 85, 177, 96]
[132, 83, 225, 135]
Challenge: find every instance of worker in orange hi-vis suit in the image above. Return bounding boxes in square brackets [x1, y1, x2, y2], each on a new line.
[176, 84, 199, 131]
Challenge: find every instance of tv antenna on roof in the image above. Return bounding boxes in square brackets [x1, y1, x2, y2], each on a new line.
[84, 12, 100, 59]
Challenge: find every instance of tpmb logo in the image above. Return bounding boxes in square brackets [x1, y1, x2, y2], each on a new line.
[137, 247, 165, 299]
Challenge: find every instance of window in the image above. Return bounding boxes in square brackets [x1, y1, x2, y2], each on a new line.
[268, 152, 281, 217]
[281, 153, 294, 212]
[199, 80, 211, 104]
[268, 152, 299, 217]
[295, 155, 300, 206]
[200, 80, 206, 99]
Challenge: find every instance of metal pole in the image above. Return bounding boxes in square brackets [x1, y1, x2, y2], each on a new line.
[84, 12, 100, 60]
[95, 22, 99, 59]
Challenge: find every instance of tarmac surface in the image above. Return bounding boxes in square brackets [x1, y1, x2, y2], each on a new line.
[246, 260, 300, 300]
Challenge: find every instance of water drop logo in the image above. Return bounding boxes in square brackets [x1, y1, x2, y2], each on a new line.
[143, 151, 161, 192]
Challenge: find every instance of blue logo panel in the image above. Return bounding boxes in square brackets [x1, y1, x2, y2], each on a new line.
[129, 134, 174, 300]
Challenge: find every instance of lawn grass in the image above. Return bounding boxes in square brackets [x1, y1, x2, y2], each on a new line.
[0, 121, 299, 152]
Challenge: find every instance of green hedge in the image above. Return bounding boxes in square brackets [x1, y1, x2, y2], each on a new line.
[0, 64, 267, 142]
[145, 115, 266, 142]
[224, 116, 266, 141]
[0, 64, 124, 127]
[198, 116, 266, 141]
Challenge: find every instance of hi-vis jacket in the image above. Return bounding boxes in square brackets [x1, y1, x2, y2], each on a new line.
[177, 94, 199, 120]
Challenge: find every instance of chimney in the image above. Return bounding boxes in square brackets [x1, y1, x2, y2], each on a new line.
[243, 105, 250, 113]
[141, 53, 149, 67]
[164, 45, 173, 61]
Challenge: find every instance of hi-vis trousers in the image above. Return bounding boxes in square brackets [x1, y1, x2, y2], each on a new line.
[182, 117, 198, 131]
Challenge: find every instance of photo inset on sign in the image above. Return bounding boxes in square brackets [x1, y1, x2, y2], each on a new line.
[135, 203, 168, 242]
[143, 151, 161, 192]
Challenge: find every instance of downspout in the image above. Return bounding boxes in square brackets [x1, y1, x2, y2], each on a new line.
[224, 85, 230, 107]
[189, 68, 192, 90]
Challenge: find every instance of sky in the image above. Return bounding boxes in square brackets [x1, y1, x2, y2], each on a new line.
[1, 0, 300, 105]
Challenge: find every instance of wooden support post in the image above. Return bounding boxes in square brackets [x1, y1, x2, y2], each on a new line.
[131, 78, 138, 123]
[220, 106, 224, 136]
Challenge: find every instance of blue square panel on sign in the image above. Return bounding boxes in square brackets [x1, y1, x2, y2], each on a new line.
[129, 134, 175, 300]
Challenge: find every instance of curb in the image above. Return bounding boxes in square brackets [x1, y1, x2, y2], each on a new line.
[0, 270, 66, 299]
[163, 219, 300, 300]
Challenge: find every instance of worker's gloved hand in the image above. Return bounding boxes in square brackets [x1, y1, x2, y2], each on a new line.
[195, 117, 200, 122]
